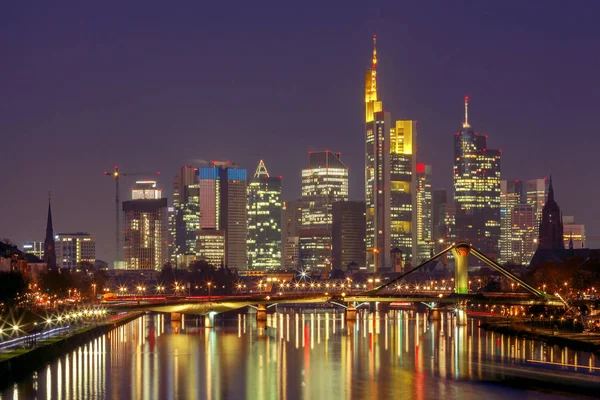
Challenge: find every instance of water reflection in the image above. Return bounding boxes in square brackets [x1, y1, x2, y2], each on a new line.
[2, 310, 600, 399]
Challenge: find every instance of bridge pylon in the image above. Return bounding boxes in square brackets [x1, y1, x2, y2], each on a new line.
[451, 242, 470, 295]
[256, 304, 267, 321]
[345, 305, 357, 321]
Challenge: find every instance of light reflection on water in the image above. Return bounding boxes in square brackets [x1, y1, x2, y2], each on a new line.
[2, 310, 600, 399]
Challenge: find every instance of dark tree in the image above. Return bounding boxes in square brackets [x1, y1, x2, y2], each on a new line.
[0, 272, 28, 305]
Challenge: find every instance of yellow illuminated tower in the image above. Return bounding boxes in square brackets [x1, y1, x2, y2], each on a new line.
[365, 36, 417, 270]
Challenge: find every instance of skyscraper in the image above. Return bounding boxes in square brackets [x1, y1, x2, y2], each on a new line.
[416, 164, 433, 261]
[300, 151, 348, 270]
[247, 160, 282, 270]
[453, 96, 501, 258]
[332, 201, 366, 270]
[499, 180, 524, 264]
[43, 196, 57, 269]
[173, 166, 200, 265]
[510, 204, 536, 264]
[526, 178, 549, 241]
[538, 176, 564, 250]
[282, 200, 302, 269]
[365, 36, 417, 270]
[122, 195, 168, 270]
[197, 162, 248, 270]
[55, 233, 96, 269]
[432, 189, 447, 243]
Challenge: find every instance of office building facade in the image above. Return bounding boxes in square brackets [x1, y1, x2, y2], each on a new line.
[332, 201, 366, 270]
[247, 160, 282, 270]
[55, 232, 96, 269]
[300, 151, 348, 270]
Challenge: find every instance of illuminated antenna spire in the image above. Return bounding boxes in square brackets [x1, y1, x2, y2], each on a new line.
[372, 34, 377, 70]
[462, 95, 470, 128]
[254, 160, 269, 178]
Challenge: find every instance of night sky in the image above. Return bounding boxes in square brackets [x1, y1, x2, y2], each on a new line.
[2, 1, 599, 263]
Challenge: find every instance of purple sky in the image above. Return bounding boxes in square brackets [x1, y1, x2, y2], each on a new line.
[2, 1, 599, 263]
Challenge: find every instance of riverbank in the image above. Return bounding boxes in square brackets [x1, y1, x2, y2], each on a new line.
[0, 311, 143, 389]
[480, 320, 600, 353]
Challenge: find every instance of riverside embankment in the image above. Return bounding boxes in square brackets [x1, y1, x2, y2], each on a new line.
[0, 311, 142, 389]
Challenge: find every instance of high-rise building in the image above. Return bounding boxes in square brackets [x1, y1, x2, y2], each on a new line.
[332, 201, 366, 270]
[282, 200, 302, 269]
[453, 96, 501, 258]
[526, 178, 549, 240]
[122, 195, 168, 270]
[55, 233, 96, 269]
[23, 241, 44, 259]
[364, 36, 417, 270]
[300, 151, 348, 270]
[499, 180, 524, 264]
[538, 176, 564, 250]
[247, 160, 282, 270]
[563, 216, 586, 249]
[510, 204, 536, 264]
[43, 197, 57, 269]
[197, 162, 248, 270]
[173, 166, 200, 265]
[432, 189, 447, 243]
[132, 180, 162, 200]
[416, 164, 433, 261]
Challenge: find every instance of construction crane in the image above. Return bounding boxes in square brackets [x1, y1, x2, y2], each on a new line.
[104, 166, 160, 266]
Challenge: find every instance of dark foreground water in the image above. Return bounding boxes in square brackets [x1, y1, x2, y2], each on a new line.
[2, 310, 600, 399]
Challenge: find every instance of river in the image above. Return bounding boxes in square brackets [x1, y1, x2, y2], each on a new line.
[2, 310, 600, 399]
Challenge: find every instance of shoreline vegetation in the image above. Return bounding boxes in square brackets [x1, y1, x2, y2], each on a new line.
[0, 311, 142, 390]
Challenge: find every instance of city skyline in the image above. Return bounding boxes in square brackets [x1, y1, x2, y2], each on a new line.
[2, 2, 600, 262]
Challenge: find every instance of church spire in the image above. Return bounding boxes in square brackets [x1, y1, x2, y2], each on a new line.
[462, 95, 471, 129]
[45, 192, 54, 241]
[548, 174, 554, 202]
[43, 192, 57, 269]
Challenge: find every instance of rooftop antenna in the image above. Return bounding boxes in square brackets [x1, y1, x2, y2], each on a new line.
[462, 95, 470, 128]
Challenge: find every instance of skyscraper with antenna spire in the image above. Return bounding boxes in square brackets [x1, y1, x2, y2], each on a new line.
[453, 96, 501, 258]
[365, 36, 417, 270]
[247, 160, 282, 270]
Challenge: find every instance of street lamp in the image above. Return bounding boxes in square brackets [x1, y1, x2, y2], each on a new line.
[91, 283, 97, 301]
[207, 282, 212, 301]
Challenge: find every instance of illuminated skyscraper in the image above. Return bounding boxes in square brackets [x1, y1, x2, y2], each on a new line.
[365, 36, 417, 270]
[122, 197, 168, 270]
[247, 160, 282, 270]
[510, 204, 536, 264]
[499, 180, 524, 264]
[453, 96, 501, 258]
[173, 166, 200, 265]
[197, 162, 248, 269]
[300, 151, 348, 270]
[416, 164, 433, 261]
[55, 232, 96, 269]
[526, 178, 549, 240]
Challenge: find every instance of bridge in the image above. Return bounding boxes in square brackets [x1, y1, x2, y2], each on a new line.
[104, 242, 564, 326]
